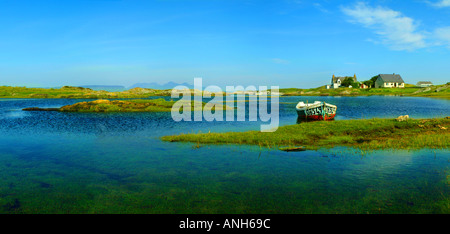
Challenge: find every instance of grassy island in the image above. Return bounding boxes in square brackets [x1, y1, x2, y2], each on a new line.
[162, 118, 450, 150]
[60, 99, 178, 112]
[23, 98, 232, 113]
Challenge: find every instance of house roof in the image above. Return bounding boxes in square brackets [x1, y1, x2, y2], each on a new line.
[377, 74, 404, 83]
[332, 77, 344, 83]
[332, 76, 357, 84]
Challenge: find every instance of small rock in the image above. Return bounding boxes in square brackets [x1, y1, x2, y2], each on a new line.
[396, 115, 410, 122]
[279, 146, 306, 152]
[22, 107, 60, 111]
[91, 99, 112, 104]
[437, 125, 447, 130]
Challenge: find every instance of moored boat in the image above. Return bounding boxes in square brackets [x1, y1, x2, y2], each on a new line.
[296, 101, 337, 121]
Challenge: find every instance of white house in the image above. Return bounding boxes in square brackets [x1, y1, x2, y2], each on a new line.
[375, 74, 405, 88]
[330, 74, 357, 89]
[416, 81, 433, 87]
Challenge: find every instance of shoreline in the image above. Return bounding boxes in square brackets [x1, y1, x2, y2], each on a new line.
[1, 84, 449, 99]
[278, 83, 450, 99]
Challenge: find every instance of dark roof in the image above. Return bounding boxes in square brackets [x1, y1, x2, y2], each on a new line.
[332, 77, 344, 83]
[332, 76, 357, 84]
[377, 74, 404, 83]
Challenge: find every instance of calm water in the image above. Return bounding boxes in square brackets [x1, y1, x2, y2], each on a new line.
[0, 96, 449, 213]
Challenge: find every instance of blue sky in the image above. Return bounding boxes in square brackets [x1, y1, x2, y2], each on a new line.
[1, 0, 450, 88]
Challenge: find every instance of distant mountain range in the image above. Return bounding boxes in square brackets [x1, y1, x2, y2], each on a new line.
[128, 82, 194, 90]
[75, 82, 194, 91]
[80, 85, 127, 92]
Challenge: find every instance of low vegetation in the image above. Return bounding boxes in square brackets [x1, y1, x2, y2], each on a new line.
[279, 83, 450, 98]
[162, 118, 450, 150]
[1, 83, 449, 99]
[59, 99, 178, 112]
[0, 86, 173, 99]
[23, 98, 232, 113]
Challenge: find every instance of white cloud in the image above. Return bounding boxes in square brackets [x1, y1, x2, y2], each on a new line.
[342, 2, 427, 51]
[434, 27, 450, 47]
[313, 3, 330, 13]
[432, 0, 450, 7]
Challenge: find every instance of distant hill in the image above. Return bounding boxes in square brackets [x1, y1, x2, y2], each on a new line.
[79, 85, 127, 92]
[128, 82, 193, 90]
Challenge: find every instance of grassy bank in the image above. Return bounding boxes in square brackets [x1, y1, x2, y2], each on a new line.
[24, 98, 232, 112]
[2, 83, 449, 99]
[162, 118, 450, 150]
[0, 86, 173, 99]
[0, 85, 223, 99]
[279, 83, 450, 98]
[60, 99, 178, 112]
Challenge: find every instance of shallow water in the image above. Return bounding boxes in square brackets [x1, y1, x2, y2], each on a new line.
[0, 96, 449, 213]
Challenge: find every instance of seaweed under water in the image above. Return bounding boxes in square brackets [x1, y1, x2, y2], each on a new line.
[0, 96, 448, 214]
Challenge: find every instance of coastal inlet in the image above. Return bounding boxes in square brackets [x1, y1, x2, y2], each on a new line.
[0, 96, 448, 213]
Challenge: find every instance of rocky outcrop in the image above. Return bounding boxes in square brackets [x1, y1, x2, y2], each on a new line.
[279, 146, 306, 152]
[396, 115, 410, 122]
[435, 84, 449, 92]
[22, 107, 60, 111]
[61, 86, 93, 90]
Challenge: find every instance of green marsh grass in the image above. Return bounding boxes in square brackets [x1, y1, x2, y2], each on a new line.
[55, 98, 233, 113]
[162, 118, 450, 151]
[2, 83, 449, 99]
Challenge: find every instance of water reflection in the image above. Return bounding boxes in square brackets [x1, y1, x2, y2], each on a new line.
[0, 96, 448, 213]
